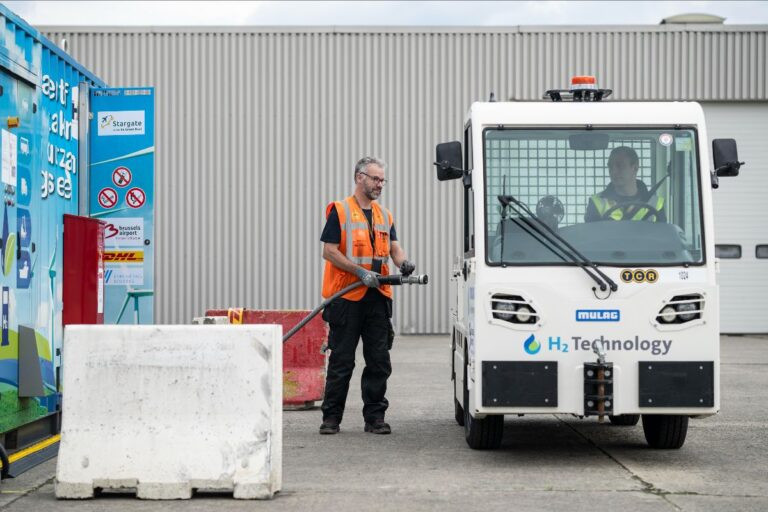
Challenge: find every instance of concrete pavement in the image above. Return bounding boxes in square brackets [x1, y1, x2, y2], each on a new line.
[1, 334, 766, 511]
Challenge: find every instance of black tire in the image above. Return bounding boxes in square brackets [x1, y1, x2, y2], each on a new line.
[0, 442, 8, 480]
[642, 414, 688, 449]
[455, 398, 465, 426]
[609, 414, 640, 426]
[464, 409, 504, 449]
[462, 358, 503, 449]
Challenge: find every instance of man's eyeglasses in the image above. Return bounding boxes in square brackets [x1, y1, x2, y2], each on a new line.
[358, 171, 387, 185]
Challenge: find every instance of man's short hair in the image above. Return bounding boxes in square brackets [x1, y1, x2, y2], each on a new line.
[608, 146, 639, 168]
[354, 156, 386, 180]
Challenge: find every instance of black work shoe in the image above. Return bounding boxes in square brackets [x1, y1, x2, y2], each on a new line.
[319, 418, 340, 435]
[364, 419, 391, 435]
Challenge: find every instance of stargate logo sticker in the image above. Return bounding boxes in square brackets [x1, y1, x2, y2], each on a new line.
[620, 269, 659, 283]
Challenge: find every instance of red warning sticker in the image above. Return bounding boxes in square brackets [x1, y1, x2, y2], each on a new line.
[98, 187, 118, 209]
[112, 166, 132, 188]
[126, 187, 146, 209]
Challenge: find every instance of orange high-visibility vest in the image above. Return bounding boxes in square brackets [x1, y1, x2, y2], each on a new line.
[322, 196, 393, 301]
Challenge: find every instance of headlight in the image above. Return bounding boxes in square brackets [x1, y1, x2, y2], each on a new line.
[493, 301, 516, 321]
[659, 306, 677, 323]
[656, 294, 705, 325]
[514, 305, 534, 323]
[676, 302, 698, 321]
[491, 294, 539, 325]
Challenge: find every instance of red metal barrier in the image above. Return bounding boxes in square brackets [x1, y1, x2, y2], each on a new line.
[205, 309, 327, 409]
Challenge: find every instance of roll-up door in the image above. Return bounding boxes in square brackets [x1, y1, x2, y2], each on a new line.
[703, 103, 768, 333]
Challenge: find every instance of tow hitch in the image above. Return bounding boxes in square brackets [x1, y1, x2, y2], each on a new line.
[584, 346, 613, 421]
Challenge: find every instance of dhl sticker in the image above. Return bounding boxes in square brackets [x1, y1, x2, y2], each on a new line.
[104, 250, 144, 263]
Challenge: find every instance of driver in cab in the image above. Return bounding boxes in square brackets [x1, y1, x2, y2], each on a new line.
[585, 146, 666, 223]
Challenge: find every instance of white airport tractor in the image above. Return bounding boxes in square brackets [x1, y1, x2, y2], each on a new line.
[435, 76, 743, 450]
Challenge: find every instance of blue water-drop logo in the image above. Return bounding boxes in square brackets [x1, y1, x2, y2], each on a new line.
[524, 334, 541, 355]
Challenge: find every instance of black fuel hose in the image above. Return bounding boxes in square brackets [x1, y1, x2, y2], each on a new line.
[282, 274, 428, 343]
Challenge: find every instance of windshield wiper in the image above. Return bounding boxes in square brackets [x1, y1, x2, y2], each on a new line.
[497, 195, 618, 292]
[497, 195, 608, 290]
[503, 213, 572, 264]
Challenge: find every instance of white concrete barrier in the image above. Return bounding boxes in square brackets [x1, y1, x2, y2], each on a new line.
[191, 316, 230, 324]
[55, 325, 282, 500]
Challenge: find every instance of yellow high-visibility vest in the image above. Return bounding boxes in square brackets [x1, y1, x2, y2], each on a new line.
[590, 194, 665, 221]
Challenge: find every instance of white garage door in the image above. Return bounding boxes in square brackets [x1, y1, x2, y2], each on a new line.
[703, 103, 768, 334]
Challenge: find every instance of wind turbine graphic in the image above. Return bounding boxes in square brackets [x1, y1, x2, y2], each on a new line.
[48, 231, 58, 366]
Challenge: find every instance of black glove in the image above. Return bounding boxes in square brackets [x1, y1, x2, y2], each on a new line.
[399, 260, 415, 277]
[354, 267, 380, 288]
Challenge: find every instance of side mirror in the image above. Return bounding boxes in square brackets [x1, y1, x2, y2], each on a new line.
[434, 141, 464, 181]
[712, 139, 744, 177]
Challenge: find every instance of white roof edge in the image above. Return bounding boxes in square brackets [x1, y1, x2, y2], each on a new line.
[469, 101, 706, 124]
[36, 24, 768, 35]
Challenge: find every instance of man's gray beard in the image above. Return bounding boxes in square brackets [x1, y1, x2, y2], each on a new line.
[365, 189, 380, 200]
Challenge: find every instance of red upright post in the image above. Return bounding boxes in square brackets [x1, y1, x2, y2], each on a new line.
[63, 214, 106, 325]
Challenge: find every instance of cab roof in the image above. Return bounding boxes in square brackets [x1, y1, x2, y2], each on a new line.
[468, 101, 706, 127]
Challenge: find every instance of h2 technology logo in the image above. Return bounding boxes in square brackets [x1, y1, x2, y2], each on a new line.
[523, 334, 541, 355]
[523, 334, 673, 356]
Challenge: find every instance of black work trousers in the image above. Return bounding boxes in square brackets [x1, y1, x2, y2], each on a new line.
[321, 294, 394, 423]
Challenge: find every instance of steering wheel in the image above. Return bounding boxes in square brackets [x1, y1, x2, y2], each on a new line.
[601, 201, 661, 221]
[536, 195, 564, 229]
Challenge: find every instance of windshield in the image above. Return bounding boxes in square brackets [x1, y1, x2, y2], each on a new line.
[484, 128, 704, 266]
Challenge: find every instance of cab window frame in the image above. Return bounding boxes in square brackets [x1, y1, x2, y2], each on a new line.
[464, 122, 475, 258]
[481, 125, 706, 268]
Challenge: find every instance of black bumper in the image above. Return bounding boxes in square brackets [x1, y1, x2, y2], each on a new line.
[638, 361, 714, 407]
[482, 361, 558, 407]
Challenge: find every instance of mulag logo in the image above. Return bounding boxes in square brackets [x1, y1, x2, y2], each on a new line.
[575, 309, 620, 322]
[97, 110, 145, 136]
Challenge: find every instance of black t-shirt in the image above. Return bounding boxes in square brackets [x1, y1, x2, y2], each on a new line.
[584, 181, 667, 222]
[321, 204, 397, 302]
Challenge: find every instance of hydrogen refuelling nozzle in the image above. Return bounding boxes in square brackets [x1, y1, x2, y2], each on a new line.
[282, 274, 429, 343]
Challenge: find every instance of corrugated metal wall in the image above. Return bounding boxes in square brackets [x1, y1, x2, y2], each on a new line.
[39, 25, 768, 332]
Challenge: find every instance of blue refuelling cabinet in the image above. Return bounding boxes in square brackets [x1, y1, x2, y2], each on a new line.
[0, 4, 105, 473]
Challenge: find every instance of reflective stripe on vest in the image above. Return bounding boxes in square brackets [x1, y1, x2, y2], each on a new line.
[322, 196, 394, 301]
[348, 255, 391, 266]
[591, 194, 665, 221]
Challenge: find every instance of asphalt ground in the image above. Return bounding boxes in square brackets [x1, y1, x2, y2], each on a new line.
[1, 334, 766, 511]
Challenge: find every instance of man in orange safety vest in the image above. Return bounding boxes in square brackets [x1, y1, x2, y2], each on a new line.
[318, 156, 415, 435]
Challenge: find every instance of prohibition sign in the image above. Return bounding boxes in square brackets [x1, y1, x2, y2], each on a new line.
[126, 187, 146, 209]
[112, 166, 132, 187]
[98, 187, 118, 209]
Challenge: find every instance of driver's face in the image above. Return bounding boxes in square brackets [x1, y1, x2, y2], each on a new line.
[608, 156, 638, 188]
